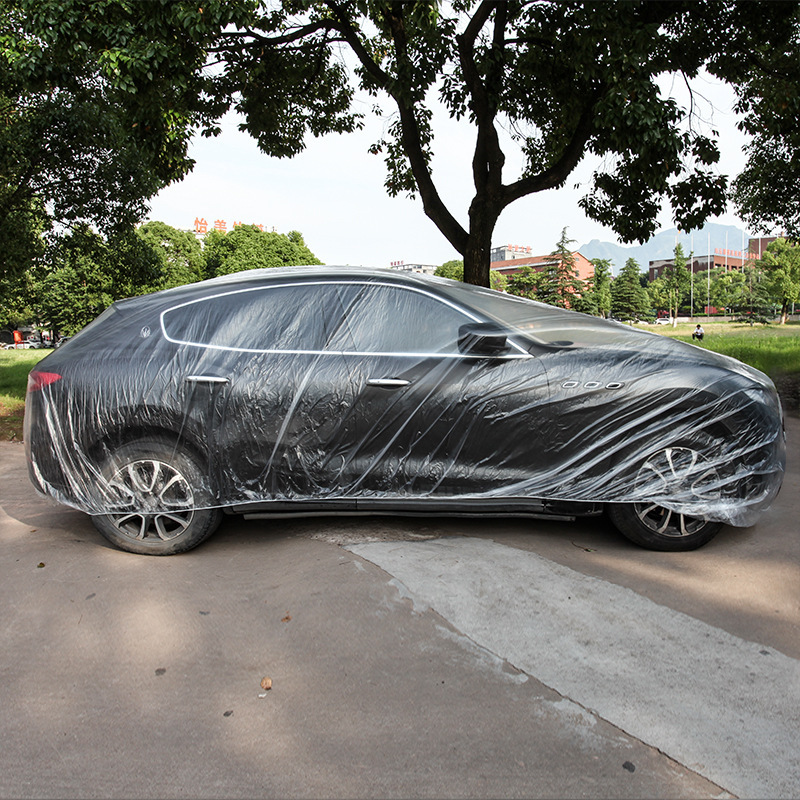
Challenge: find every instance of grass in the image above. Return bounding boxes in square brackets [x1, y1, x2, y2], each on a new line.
[650, 321, 800, 377]
[0, 349, 49, 442]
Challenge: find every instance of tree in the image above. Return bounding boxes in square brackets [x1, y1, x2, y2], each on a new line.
[0, 197, 50, 282]
[611, 258, 650, 322]
[506, 266, 547, 300]
[729, 6, 800, 239]
[434, 258, 506, 289]
[760, 238, 800, 324]
[136, 222, 204, 290]
[0, 1, 200, 279]
[589, 259, 613, 318]
[15, 2, 800, 288]
[548, 228, 584, 309]
[662, 243, 692, 325]
[203, 226, 322, 278]
[434, 260, 465, 281]
[25, 225, 161, 336]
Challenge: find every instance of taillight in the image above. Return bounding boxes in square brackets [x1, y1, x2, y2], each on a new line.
[27, 371, 62, 393]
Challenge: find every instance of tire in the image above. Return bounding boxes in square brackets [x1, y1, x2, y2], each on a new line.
[607, 441, 724, 552]
[91, 439, 222, 555]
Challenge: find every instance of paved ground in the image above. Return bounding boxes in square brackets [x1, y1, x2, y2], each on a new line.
[1, 417, 798, 799]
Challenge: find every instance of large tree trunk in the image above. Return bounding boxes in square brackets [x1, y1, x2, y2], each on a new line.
[462, 200, 500, 287]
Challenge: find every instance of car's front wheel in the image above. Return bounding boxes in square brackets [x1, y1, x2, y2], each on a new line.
[91, 439, 222, 555]
[607, 442, 724, 551]
[607, 502, 722, 551]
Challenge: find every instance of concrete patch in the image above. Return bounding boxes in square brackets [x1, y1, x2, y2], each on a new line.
[347, 536, 800, 799]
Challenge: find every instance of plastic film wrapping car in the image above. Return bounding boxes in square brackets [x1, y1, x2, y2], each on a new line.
[25, 267, 785, 555]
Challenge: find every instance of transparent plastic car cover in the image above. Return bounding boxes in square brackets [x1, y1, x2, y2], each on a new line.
[25, 268, 786, 528]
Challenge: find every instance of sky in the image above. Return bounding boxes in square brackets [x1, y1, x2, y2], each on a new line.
[146, 72, 754, 269]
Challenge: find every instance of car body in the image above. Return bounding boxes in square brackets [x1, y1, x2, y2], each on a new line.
[25, 266, 785, 554]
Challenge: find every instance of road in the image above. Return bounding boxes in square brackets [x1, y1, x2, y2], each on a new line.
[1, 416, 798, 799]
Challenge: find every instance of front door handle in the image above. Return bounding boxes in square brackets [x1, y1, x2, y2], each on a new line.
[185, 375, 230, 385]
[366, 378, 411, 388]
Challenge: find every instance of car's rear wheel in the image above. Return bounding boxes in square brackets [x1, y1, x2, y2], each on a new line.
[91, 439, 222, 555]
[607, 442, 724, 551]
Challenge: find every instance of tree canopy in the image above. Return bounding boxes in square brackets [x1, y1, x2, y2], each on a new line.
[760, 238, 800, 324]
[0, 1, 201, 279]
[203, 226, 322, 276]
[7, 1, 800, 287]
[611, 258, 651, 322]
[1, 222, 322, 335]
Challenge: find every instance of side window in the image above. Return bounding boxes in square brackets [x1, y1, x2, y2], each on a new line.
[162, 283, 344, 351]
[329, 285, 472, 354]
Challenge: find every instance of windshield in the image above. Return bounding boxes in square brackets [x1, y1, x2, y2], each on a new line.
[440, 282, 643, 348]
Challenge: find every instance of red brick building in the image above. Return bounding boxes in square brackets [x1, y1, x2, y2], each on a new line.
[490, 250, 595, 282]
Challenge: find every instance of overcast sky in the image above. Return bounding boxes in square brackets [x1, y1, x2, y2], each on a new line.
[147, 72, 754, 268]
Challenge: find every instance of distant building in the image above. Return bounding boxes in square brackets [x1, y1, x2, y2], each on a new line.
[491, 250, 595, 283]
[748, 236, 779, 258]
[647, 237, 778, 281]
[490, 244, 534, 262]
[387, 261, 438, 275]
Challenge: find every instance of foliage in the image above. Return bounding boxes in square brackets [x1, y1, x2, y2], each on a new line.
[0, 269, 36, 330]
[547, 228, 584, 309]
[708, 266, 775, 320]
[589, 258, 613, 318]
[4, 220, 322, 336]
[727, 4, 800, 238]
[759, 238, 800, 324]
[136, 221, 204, 290]
[648, 243, 691, 326]
[0, 198, 50, 282]
[435, 259, 505, 290]
[19, 224, 167, 336]
[435, 260, 465, 281]
[506, 266, 545, 300]
[611, 258, 651, 321]
[203, 226, 322, 277]
[0, 0, 198, 278]
[13, 2, 800, 288]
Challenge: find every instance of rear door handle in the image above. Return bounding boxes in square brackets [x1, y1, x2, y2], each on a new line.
[366, 378, 411, 388]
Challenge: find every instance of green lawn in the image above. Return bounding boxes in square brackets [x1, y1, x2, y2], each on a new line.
[0, 349, 49, 442]
[648, 320, 800, 378]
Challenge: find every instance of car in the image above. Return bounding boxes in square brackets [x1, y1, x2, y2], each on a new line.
[24, 266, 785, 555]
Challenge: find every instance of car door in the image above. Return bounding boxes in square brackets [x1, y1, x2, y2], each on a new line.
[163, 280, 360, 505]
[321, 282, 552, 499]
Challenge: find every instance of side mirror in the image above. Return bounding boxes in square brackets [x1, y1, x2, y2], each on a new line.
[458, 322, 508, 355]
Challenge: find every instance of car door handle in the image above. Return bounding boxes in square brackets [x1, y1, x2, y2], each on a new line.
[366, 378, 411, 388]
[185, 375, 230, 385]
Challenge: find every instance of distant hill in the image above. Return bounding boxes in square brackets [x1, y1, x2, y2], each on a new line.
[578, 222, 751, 274]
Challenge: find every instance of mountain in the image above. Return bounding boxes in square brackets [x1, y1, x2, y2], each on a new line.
[578, 222, 751, 274]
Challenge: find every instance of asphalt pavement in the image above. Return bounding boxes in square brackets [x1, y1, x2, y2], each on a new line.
[1, 416, 798, 799]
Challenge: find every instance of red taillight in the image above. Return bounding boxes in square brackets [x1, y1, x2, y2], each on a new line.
[27, 371, 62, 393]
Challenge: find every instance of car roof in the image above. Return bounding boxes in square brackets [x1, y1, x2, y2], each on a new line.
[112, 266, 459, 313]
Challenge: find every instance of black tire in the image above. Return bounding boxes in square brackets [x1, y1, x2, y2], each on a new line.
[607, 441, 724, 552]
[607, 502, 722, 551]
[91, 439, 222, 555]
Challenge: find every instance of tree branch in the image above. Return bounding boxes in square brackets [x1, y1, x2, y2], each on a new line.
[502, 91, 599, 206]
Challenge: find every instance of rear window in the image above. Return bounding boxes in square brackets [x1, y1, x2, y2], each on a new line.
[162, 283, 345, 352]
